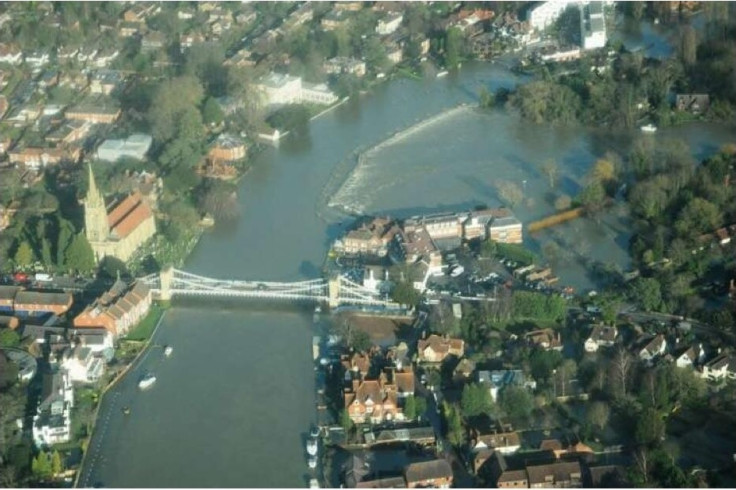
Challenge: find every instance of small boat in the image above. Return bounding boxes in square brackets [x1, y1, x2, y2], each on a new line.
[450, 265, 465, 277]
[122, 407, 131, 415]
[164, 345, 173, 357]
[310, 426, 321, 438]
[436, 70, 449, 78]
[640, 124, 657, 133]
[307, 456, 317, 469]
[314, 306, 321, 314]
[306, 438, 318, 456]
[309, 478, 320, 488]
[138, 373, 156, 390]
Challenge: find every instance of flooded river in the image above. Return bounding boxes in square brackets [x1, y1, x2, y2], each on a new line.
[80, 46, 734, 487]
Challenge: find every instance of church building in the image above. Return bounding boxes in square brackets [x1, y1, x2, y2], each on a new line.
[84, 165, 156, 263]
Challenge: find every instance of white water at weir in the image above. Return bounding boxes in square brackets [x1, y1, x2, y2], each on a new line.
[328, 104, 474, 215]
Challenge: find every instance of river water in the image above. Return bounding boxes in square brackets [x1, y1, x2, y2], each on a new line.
[81, 48, 734, 487]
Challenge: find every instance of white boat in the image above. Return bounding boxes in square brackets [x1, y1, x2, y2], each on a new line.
[436, 70, 449, 78]
[640, 124, 657, 133]
[164, 346, 173, 357]
[306, 438, 318, 456]
[307, 456, 317, 469]
[450, 265, 465, 277]
[138, 373, 156, 390]
[309, 478, 320, 488]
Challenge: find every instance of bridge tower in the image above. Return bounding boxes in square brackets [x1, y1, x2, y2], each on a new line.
[328, 275, 340, 309]
[159, 266, 173, 301]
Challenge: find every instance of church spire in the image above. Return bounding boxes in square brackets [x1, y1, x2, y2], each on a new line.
[84, 164, 109, 244]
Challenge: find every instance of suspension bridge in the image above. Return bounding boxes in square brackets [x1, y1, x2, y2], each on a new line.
[139, 267, 400, 308]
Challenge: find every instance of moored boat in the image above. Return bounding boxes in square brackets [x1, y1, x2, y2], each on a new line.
[138, 373, 156, 390]
[640, 124, 657, 133]
[436, 70, 449, 78]
[306, 438, 318, 456]
[309, 478, 320, 488]
[164, 345, 173, 357]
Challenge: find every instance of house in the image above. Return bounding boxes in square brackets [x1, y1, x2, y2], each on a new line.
[83, 166, 157, 263]
[489, 451, 529, 488]
[464, 208, 511, 240]
[76, 46, 99, 63]
[255, 72, 338, 110]
[478, 369, 536, 402]
[61, 346, 105, 383]
[179, 33, 207, 52]
[71, 327, 114, 355]
[676, 94, 710, 114]
[341, 352, 372, 382]
[399, 228, 442, 268]
[344, 374, 402, 424]
[337, 217, 399, 256]
[580, 2, 606, 50]
[32, 370, 74, 447]
[89, 70, 126, 95]
[73, 280, 151, 337]
[638, 334, 667, 364]
[56, 45, 79, 61]
[526, 460, 583, 488]
[321, 10, 351, 31]
[25, 50, 51, 68]
[93, 48, 120, 68]
[539, 439, 594, 460]
[386, 42, 404, 65]
[324, 57, 367, 77]
[675, 343, 705, 369]
[0, 43, 23, 65]
[526, 1, 578, 31]
[376, 12, 403, 36]
[453, 358, 476, 383]
[8, 146, 79, 169]
[404, 459, 453, 488]
[469, 427, 521, 454]
[141, 31, 166, 52]
[13, 291, 73, 317]
[66, 102, 121, 124]
[208, 133, 247, 162]
[405, 212, 465, 241]
[45, 120, 92, 145]
[122, 2, 160, 23]
[417, 335, 464, 363]
[96, 134, 152, 162]
[489, 215, 523, 244]
[393, 368, 415, 398]
[524, 328, 563, 351]
[224, 48, 256, 68]
[701, 353, 736, 381]
[584, 324, 617, 352]
[370, 426, 436, 447]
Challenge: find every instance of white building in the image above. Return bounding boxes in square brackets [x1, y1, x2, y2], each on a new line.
[581, 2, 606, 50]
[61, 346, 105, 383]
[25, 50, 50, 68]
[376, 12, 403, 36]
[324, 57, 367, 77]
[32, 371, 74, 447]
[527, 0, 578, 31]
[363, 266, 389, 294]
[478, 370, 536, 402]
[96, 134, 152, 162]
[255, 72, 338, 111]
[584, 324, 617, 353]
[701, 353, 736, 381]
[675, 344, 705, 369]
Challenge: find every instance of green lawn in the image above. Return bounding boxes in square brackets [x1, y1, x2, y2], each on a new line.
[125, 305, 164, 341]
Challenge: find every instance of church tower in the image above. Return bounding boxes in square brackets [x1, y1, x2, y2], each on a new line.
[84, 164, 109, 244]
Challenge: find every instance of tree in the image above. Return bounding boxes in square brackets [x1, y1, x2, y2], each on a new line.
[555, 359, 578, 397]
[56, 218, 75, 267]
[404, 395, 417, 420]
[679, 25, 697, 66]
[554, 194, 572, 211]
[674, 198, 722, 236]
[339, 409, 353, 433]
[480, 238, 497, 258]
[585, 401, 610, 434]
[201, 97, 224, 126]
[31, 451, 52, 480]
[495, 180, 524, 208]
[609, 347, 635, 397]
[530, 349, 563, 382]
[541, 160, 559, 188]
[0, 329, 20, 348]
[499, 386, 534, 425]
[443, 402, 465, 447]
[13, 241, 34, 268]
[51, 451, 63, 477]
[444, 27, 464, 69]
[631, 277, 663, 311]
[590, 158, 617, 185]
[578, 181, 606, 215]
[148, 76, 205, 142]
[635, 407, 665, 446]
[391, 281, 420, 308]
[64, 233, 95, 273]
[461, 383, 495, 418]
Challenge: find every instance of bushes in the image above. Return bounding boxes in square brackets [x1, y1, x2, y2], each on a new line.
[512, 291, 566, 321]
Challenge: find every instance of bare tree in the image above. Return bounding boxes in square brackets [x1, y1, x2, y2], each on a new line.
[633, 447, 650, 485]
[495, 180, 524, 208]
[609, 347, 635, 397]
[541, 159, 559, 188]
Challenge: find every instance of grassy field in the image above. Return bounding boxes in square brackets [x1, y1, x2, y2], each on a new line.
[124, 305, 164, 341]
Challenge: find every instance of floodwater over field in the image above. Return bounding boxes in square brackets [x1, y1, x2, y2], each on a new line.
[81, 52, 734, 487]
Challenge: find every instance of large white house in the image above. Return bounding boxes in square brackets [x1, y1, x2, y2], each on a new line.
[96, 134, 152, 162]
[526, 0, 579, 31]
[32, 371, 74, 447]
[255, 72, 338, 111]
[701, 353, 736, 381]
[581, 2, 606, 50]
[61, 346, 105, 384]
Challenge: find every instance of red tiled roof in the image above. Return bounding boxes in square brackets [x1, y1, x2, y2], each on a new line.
[107, 191, 152, 239]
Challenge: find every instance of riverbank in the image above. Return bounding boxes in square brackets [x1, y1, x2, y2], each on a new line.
[74, 307, 168, 488]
